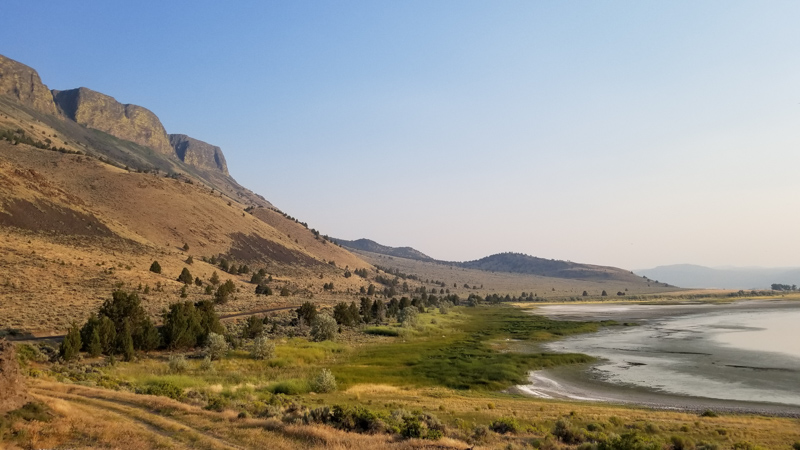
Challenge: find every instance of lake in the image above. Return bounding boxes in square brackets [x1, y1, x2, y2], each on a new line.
[515, 300, 800, 413]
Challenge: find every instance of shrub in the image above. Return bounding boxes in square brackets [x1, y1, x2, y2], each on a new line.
[251, 335, 275, 360]
[168, 354, 188, 373]
[700, 410, 718, 417]
[438, 305, 449, 314]
[329, 405, 385, 434]
[363, 326, 401, 336]
[280, 287, 291, 297]
[398, 306, 419, 328]
[491, 417, 520, 435]
[149, 261, 162, 274]
[311, 313, 338, 342]
[671, 435, 693, 450]
[311, 368, 337, 393]
[205, 332, 229, 360]
[270, 380, 309, 395]
[400, 411, 445, 440]
[139, 380, 184, 400]
[199, 356, 214, 372]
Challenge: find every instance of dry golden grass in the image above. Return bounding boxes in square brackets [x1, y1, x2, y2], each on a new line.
[23, 381, 473, 449]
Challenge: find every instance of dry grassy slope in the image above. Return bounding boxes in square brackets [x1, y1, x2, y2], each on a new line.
[0, 142, 378, 333]
[250, 207, 369, 271]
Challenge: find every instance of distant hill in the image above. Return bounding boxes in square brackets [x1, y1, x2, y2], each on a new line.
[458, 252, 651, 283]
[636, 264, 800, 289]
[333, 238, 434, 261]
[337, 238, 656, 285]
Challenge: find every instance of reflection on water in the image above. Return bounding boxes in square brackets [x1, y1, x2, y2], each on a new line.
[537, 302, 800, 407]
[709, 311, 800, 359]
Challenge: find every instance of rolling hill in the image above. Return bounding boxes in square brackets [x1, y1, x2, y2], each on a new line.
[332, 238, 434, 261]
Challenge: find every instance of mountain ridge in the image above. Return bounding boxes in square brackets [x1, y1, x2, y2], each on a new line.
[0, 53, 263, 207]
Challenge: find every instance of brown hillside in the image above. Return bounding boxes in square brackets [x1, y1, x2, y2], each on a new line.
[0, 140, 375, 334]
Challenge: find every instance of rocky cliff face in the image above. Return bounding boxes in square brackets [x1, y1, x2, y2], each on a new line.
[52, 87, 173, 156]
[169, 134, 229, 175]
[0, 54, 57, 115]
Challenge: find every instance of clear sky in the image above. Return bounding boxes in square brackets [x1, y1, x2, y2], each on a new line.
[2, 1, 800, 270]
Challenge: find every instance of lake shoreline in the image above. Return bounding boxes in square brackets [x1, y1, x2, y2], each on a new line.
[513, 299, 800, 417]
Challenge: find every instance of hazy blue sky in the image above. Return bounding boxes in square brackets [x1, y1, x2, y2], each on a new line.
[3, 1, 800, 269]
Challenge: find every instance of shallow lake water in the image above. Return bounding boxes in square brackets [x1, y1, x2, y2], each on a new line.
[518, 300, 800, 411]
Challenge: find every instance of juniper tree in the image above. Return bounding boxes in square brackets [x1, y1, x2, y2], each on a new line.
[149, 261, 162, 274]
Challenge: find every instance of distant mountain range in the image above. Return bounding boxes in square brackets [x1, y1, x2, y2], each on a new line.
[335, 239, 655, 284]
[635, 264, 800, 289]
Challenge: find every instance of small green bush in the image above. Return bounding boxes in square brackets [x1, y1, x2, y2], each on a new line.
[270, 380, 310, 395]
[139, 380, 184, 400]
[700, 410, 718, 418]
[363, 326, 401, 336]
[491, 417, 520, 435]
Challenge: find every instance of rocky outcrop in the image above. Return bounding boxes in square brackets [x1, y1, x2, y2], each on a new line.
[0, 54, 57, 115]
[52, 87, 173, 156]
[169, 134, 229, 175]
[0, 340, 29, 414]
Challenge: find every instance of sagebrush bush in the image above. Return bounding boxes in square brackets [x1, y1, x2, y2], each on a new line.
[311, 368, 337, 393]
[205, 332, 229, 360]
[398, 306, 419, 328]
[251, 334, 275, 360]
[199, 356, 214, 372]
[168, 354, 188, 373]
[311, 313, 338, 342]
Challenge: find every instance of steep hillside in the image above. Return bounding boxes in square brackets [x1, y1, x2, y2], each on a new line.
[333, 238, 434, 261]
[0, 139, 373, 334]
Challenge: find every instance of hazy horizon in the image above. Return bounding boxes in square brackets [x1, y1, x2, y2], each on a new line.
[3, 1, 800, 270]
